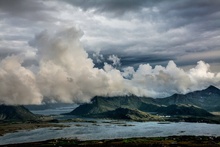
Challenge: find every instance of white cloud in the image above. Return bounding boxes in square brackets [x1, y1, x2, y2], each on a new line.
[108, 54, 121, 67]
[0, 56, 42, 105]
[92, 51, 104, 63]
[0, 27, 220, 105]
[32, 27, 130, 103]
[0, 0, 220, 69]
[128, 60, 220, 97]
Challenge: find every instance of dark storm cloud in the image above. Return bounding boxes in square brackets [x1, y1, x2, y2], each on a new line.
[158, 1, 220, 31]
[68, 1, 220, 38]
[0, 0, 56, 22]
[0, 48, 22, 59]
[161, 0, 220, 18]
[0, 0, 59, 62]
[65, 0, 159, 15]
[65, 0, 220, 16]
[89, 48, 174, 69]
[120, 54, 173, 68]
[21, 59, 39, 67]
[0, 0, 220, 105]
[0, 0, 44, 14]
[67, 0, 220, 30]
[0, 0, 219, 70]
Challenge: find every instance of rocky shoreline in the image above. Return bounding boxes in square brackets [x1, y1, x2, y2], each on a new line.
[0, 122, 67, 136]
[1, 136, 220, 147]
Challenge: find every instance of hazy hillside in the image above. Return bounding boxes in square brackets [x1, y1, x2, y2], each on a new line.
[156, 86, 220, 111]
[24, 103, 76, 111]
[157, 104, 213, 116]
[0, 105, 40, 122]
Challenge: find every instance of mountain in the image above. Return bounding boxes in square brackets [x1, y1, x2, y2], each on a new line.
[96, 107, 163, 121]
[157, 104, 213, 116]
[65, 85, 220, 120]
[156, 85, 220, 111]
[0, 105, 40, 122]
[65, 96, 161, 116]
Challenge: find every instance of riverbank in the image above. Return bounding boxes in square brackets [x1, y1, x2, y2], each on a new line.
[2, 136, 220, 146]
[0, 122, 67, 136]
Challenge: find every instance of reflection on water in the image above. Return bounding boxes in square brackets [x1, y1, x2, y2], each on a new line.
[1, 120, 220, 145]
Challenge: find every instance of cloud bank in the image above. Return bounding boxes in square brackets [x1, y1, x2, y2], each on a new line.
[0, 27, 220, 105]
[0, 0, 220, 73]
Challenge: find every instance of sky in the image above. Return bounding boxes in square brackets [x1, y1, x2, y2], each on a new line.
[0, 0, 220, 104]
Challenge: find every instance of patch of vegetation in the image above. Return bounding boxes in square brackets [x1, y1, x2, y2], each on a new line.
[0, 122, 68, 136]
[91, 107, 164, 121]
[157, 104, 214, 116]
[164, 115, 220, 124]
[60, 118, 97, 123]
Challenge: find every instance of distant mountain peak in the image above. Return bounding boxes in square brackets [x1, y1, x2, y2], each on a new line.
[203, 85, 220, 93]
[0, 105, 39, 121]
[206, 85, 219, 90]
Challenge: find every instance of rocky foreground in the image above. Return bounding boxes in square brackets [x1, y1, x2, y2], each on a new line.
[2, 136, 220, 147]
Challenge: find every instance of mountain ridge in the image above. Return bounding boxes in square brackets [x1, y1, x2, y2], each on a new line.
[65, 85, 219, 120]
[156, 85, 220, 111]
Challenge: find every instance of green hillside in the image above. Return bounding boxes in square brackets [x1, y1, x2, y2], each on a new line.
[157, 104, 213, 116]
[65, 85, 220, 120]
